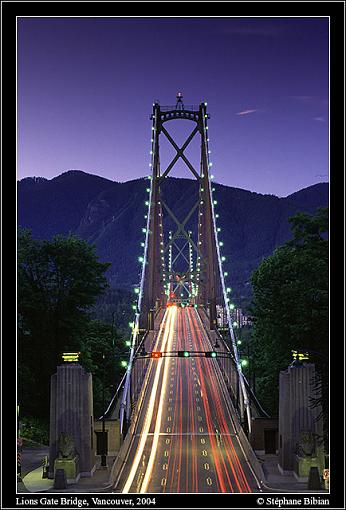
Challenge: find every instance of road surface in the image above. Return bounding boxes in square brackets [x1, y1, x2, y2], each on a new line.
[114, 305, 261, 493]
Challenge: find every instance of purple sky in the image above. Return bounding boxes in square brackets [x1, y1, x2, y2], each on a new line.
[17, 17, 329, 197]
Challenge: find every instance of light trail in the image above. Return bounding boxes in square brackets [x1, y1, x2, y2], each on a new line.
[122, 307, 174, 493]
[140, 305, 177, 493]
[189, 307, 251, 493]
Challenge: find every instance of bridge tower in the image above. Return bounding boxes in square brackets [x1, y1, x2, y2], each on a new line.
[139, 94, 221, 329]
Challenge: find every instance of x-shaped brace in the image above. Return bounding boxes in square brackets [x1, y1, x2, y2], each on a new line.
[159, 124, 200, 181]
[161, 199, 203, 259]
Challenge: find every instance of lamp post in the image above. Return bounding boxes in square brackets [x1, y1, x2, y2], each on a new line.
[101, 353, 107, 467]
[17, 404, 22, 482]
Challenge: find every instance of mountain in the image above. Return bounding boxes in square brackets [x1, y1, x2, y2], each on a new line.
[18, 171, 329, 306]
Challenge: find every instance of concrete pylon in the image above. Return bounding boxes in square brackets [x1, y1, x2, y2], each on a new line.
[49, 364, 95, 478]
[278, 362, 323, 480]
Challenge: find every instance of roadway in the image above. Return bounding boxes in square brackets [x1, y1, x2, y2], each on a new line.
[114, 305, 262, 493]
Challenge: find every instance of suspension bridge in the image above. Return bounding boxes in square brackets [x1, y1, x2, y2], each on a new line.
[103, 94, 269, 493]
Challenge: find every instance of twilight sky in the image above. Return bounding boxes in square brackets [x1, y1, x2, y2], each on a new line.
[17, 16, 329, 197]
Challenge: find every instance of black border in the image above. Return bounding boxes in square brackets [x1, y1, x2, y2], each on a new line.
[2, 1, 345, 509]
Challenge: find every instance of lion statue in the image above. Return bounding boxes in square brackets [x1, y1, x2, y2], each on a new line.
[296, 430, 316, 457]
[57, 432, 75, 459]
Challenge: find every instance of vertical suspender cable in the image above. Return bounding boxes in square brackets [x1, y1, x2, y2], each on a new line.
[200, 103, 252, 434]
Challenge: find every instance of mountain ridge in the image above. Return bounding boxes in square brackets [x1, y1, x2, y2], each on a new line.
[18, 171, 329, 305]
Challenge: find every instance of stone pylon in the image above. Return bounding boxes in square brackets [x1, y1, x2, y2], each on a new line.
[278, 362, 324, 479]
[49, 364, 95, 478]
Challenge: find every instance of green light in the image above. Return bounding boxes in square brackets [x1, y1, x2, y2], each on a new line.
[146, 188, 150, 192]
[226, 287, 231, 293]
[229, 303, 235, 310]
[121, 360, 128, 368]
[142, 228, 146, 233]
[134, 288, 140, 294]
[141, 242, 145, 247]
[145, 201, 149, 206]
[214, 200, 217, 205]
[132, 304, 137, 310]
[224, 272, 228, 277]
[125, 340, 131, 347]
[138, 256, 144, 263]
[241, 359, 248, 367]
[217, 228, 221, 232]
[237, 340, 242, 345]
[221, 256, 226, 262]
[129, 321, 134, 329]
[184, 351, 190, 357]
[205, 351, 217, 358]
[233, 321, 238, 327]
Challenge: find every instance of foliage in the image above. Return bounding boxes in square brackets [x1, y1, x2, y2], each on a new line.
[90, 287, 134, 335]
[250, 208, 328, 448]
[78, 320, 129, 418]
[17, 228, 111, 420]
[20, 416, 49, 446]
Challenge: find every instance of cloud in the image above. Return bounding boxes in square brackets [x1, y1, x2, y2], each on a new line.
[313, 116, 326, 122]
[236, 109, 258, 116]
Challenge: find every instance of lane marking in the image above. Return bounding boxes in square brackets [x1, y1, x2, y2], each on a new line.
[206, 477, 213, 486]
[121, 307, 172, 493]
[204, 463, 210, 470]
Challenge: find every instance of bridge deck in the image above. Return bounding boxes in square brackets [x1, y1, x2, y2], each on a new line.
[114, 306, 261, 493]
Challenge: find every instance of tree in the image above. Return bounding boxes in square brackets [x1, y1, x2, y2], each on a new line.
[18, 228, 110, 419]
[78, 320, 129, 418]
[250, 208, 328, 449]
